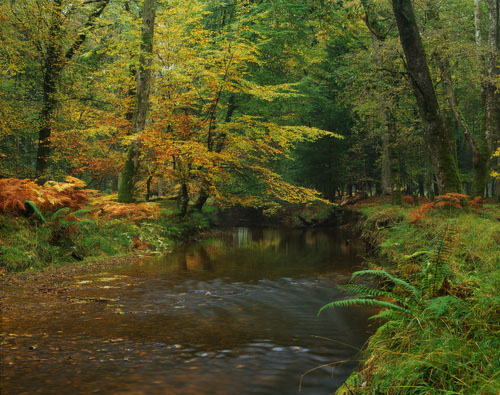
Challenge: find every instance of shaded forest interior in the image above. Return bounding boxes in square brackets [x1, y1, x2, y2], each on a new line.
[1, 0, 499, 210]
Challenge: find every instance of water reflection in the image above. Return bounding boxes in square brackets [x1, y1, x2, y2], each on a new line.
[1, 227, 374, 395]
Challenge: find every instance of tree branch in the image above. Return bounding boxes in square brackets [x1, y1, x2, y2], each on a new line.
[64, 0, 110, 61]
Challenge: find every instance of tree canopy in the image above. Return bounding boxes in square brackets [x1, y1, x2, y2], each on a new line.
[1, 0, 499, 210]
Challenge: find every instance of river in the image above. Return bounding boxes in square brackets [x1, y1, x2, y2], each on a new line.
[1, 227, 375, 394]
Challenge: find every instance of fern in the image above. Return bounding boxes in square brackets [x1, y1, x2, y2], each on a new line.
[0, 177, 93, 215]
[24, 201, 46, 223]
[96, 202, 160, 222]
[369, 309, 406, 321]
[72, 208, 93, 217]
[423, 225, 455, 296]
[339, 283, 395, 299]
[50, 207, 71, 221]
[318, 298, 410, 316]
[351, 269, 420, 298]
[425, 296, 460, 317]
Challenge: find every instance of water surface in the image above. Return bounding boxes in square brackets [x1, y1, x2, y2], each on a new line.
[1, 227, 374, 394]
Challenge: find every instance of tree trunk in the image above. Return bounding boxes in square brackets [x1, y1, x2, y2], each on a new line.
[390, 139, 402, 205]
[484, 0, 500, 152]
[418, 175, 425, 197]
[35, 0, 63, 183]
[438, 56, 489, 197]
[178, 183, 189, 217]
[35, 0, 109, 183]
[118, 0, 156, 202]
[484, 0, 500, 200]
[195, 96, 237, 211]
[381, 132, 392, 194]
[145, 175, 153, 201]
[193, 188, 209, 212]
[392, 0, 462, 193]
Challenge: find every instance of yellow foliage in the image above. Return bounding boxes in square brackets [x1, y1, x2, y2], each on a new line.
[96, 202, 160, 222]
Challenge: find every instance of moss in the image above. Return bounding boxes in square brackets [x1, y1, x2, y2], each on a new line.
[0, 213, 171, 272]
[340, 203, 500, 394]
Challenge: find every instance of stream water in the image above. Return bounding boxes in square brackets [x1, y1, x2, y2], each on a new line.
[1, 227, 375, 394]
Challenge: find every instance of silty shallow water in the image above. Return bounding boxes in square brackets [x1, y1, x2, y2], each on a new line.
[1, 227, 375, 394]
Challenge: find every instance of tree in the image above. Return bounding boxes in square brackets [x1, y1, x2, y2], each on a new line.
[391, 0, 462, 194]
[118, 0, 156, 203]
[35, 0, 110, 182]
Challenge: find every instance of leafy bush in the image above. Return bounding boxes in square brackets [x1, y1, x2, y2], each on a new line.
[0, 176, 95, 215]
[160, 209, 213, 242]
[408, 193, 482, 223]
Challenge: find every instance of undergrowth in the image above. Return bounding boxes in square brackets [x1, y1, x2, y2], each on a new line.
[0, 213, 169, 272]
[0, 178, 221, 272]
[330, 203, 500, 395]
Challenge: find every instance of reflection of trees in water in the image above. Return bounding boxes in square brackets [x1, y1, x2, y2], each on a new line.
[177, 247, 188, 271]
[175, 245, 213, 272]
[197, 245, 213, 271]
[172, 228, 365, 275]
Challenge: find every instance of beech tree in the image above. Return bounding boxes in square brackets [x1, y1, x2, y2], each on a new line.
[391, 0, 462, 194]
[118, 0, 156, 203]
[35, 0, 110, 182]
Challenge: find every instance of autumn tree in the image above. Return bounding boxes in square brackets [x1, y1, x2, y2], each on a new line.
[35, 0, 110, 182]
[118, 0, 156, 203]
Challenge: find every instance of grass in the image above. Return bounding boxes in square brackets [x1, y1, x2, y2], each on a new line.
[335, 203, 500, 395]
[0, 212, 171, 272]
[0, 197, 219, 272]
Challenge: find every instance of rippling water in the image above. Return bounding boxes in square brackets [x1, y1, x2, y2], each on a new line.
[1, 227, 375, 394]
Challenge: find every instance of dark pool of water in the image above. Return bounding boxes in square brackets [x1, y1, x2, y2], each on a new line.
[1, 227, 375, 394]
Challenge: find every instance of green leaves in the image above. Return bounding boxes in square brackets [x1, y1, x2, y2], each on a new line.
[424, 295, 461, 318]
[318, 268, 418, 319]
[318, 297, 409, 317]
[351, 269, 420, 298]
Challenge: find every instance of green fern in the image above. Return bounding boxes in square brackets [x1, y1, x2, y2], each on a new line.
[351, 269, 420, 298]
[24, 200, 46, 223]
[423, 225, 455, 296]
[339, 283, 395, 299]
[425, 295, 460, 317]
[318, 298, 409, 317]
[71, 208, 93, 217]
[368, 309, 406, 321]
[50, 207, 71, 221]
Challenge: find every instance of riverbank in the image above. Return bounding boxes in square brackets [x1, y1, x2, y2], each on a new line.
[0, 197, 338, 274]
[335, 199, 500, 394]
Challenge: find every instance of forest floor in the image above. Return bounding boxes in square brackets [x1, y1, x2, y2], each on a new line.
[336, 199, 500, 394]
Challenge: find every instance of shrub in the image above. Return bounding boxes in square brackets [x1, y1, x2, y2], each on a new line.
[0, 176, 95, 215]
[408, 193, 482, 223]
[160, 209, 212, 242]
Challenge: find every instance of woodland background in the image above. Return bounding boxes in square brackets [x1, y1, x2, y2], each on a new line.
[1, 0, 499, 212]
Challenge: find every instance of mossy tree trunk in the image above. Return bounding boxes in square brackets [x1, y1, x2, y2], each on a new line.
[392, 0, 462, 194]
[178, 183, 189, 218]
[484, 0, 500, 200]
[35, 0, 110, 183]
[118, 0, 156, 203]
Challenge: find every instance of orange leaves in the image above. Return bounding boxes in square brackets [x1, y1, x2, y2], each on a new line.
[96, 202, 160, 222]
[408, 193, 483, 223]
[402, 195, 416, 205]
[435, 193, 468, 208]
[408, 202, 436, 223]
[468, 196, 483, 213]
[0, 177, 94, 215]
